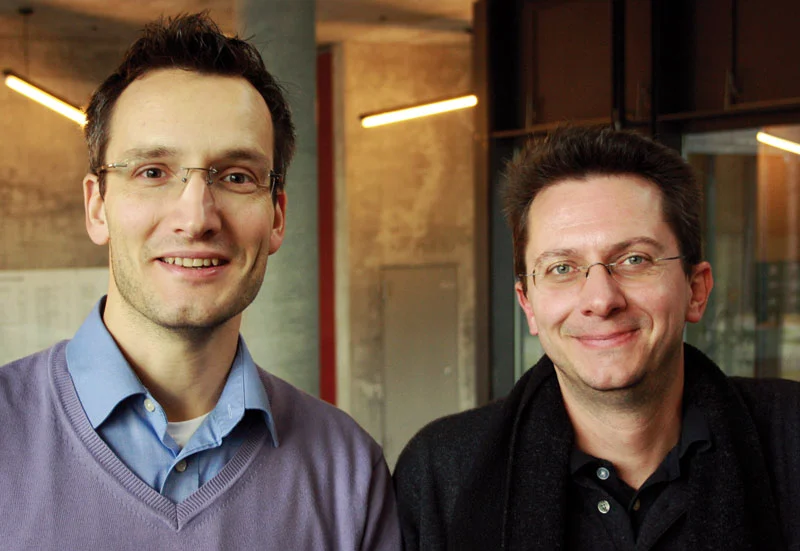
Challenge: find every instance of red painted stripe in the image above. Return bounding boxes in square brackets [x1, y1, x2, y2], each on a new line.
[317, 49, 336, 404]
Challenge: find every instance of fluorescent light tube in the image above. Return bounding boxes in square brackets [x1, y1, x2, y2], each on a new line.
[4, 71, 87, 126]
[361, 94, 478, 128]
[756, 131, 800, 156]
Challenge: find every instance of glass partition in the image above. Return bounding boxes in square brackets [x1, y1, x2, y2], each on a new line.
[684, 125, 800, 380]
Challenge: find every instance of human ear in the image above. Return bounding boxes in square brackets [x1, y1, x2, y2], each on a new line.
[268, 190, 287, 254]
[84, 174, 109, 245]
[515, 280, 539, 335]
[686, 261, 714, 323]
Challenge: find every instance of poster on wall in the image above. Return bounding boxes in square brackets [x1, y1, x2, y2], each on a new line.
[0, 268, 109, 366]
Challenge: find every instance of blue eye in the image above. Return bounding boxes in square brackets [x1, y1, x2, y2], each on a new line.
[550, 264, 573, 275]
[621, 254, 654, 266]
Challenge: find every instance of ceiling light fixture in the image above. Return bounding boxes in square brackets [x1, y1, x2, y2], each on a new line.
[361, 94, 478, 128]
[756, 131, 800, 156]
[4, 71, 87, 126]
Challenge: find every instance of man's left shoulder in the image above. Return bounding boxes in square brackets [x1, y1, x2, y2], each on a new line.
[728, 375, 800, 442]
[729, 375, 800, 414]
[728, 376, 800, 545]
[258, 369, 382, 459]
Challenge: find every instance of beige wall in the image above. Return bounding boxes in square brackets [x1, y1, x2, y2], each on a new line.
[0, 31, 128, 270]
[1, 12, 478, 441]
[336, 40, 476, 442]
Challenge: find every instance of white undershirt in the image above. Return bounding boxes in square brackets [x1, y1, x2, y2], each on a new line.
[166, 413, 210, 449]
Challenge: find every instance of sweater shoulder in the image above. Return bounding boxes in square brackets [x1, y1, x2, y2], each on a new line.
[0, 342, 65, 407]
[257, 368, 385, 463]
[0, 343, 59, 374]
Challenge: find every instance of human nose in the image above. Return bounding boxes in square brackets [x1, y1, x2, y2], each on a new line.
[578, 263, 627, 317]
[170, 168, 222, 238]
[583, 262, 613, 279]
[181, 167, 216, 185]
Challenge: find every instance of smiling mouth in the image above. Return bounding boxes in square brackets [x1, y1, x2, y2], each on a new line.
[581, 331, 632, 340]
[160, 257, 227, 268]
[575, 329, 638, 346]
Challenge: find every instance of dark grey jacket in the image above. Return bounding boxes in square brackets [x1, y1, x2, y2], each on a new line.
[393, 344, 800, 550]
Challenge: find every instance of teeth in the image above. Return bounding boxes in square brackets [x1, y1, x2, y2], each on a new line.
[162, 257, 223, 268]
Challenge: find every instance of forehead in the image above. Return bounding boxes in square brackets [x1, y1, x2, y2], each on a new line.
[526, 174, 677, 257]
[106, 68, 273, 160]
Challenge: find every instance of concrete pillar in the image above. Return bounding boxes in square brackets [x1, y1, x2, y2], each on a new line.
[236, 0, 319, 395]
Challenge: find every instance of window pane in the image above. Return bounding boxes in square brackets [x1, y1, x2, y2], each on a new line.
[684, 126, 800, 381]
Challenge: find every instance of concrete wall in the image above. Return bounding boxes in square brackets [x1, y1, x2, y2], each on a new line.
[1, 9, 477, 441]
[0, 6, 321, 397]
[336, 40, 475, 442]
[0, 11, 134, 270]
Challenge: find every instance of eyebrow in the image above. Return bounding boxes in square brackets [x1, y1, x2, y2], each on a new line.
[116, 146, 179, 161]
[113, 147, 272, 167]
[216, 148, 273, 168]
[533, 237, 667, 267]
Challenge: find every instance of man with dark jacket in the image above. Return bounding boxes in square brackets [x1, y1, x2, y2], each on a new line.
[393, 126, 800, 550]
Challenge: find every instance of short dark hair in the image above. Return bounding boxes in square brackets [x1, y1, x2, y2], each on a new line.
[85, 12, 295, 198]
[503, 126, 702, 292]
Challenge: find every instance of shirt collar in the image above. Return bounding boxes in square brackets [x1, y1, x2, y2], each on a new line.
[569, 403, 712, 476]
[65, 297, 278, 446]
[65, 297, 146, 429]
[676, 403, 712, 459]
[212, 336, 279, 448]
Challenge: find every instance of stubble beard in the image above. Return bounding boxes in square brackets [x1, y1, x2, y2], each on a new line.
[109, 243, 266, 340]
[556, 336, 684, 412]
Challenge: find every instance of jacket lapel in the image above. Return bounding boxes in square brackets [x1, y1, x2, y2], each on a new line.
[447, 358, 570, 550]
[446, 345, 785, 550]
[681, 345, 785, 550]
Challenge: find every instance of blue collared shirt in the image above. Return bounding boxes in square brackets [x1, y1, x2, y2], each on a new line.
[65, 298, 278, 503]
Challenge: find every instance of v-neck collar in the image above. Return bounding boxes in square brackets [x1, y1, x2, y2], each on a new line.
[51, 341, 270, 530]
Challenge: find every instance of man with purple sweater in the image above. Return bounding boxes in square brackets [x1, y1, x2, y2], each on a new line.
[0, 13, 400, 550]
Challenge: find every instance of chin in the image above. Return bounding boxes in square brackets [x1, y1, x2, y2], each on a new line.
[578, 363, 648, 392]
[143, 301, 238, 331]
[587, 378, 643, 394]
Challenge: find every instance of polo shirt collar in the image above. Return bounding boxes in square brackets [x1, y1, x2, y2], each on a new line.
[569, 403, 712, 476]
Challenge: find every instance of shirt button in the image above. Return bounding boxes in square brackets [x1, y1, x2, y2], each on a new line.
[175, 460, 187, 473]
[597, 500, 611, 514]
[633, 499, 641, 511]
[596, 467, 610, 480]
[143, 398, 156, 412]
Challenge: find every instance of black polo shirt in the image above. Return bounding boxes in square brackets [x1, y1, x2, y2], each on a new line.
[565, 406, 712, 550]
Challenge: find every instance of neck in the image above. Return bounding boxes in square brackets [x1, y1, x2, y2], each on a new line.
[102, 297, 241, 422]
[558, 367, 684, 490]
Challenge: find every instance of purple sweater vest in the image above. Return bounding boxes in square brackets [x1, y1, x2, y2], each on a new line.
[0, 342, 401, 550]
